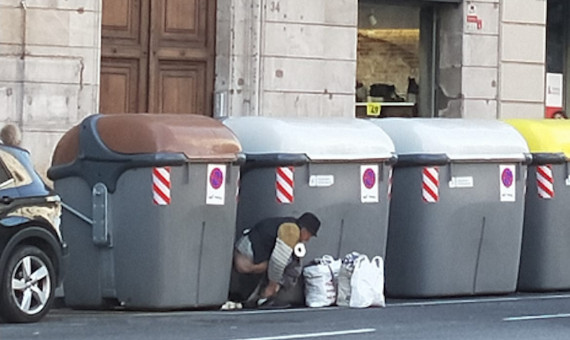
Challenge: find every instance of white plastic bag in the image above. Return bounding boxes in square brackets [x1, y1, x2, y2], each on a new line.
[303, 255, 340, 307]
[349, 255, 385, 308]
[336, 252, 361, 307]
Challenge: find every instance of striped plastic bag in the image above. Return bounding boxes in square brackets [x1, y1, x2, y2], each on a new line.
[336, 252, 361, 307]
[303, 255, 340, 307]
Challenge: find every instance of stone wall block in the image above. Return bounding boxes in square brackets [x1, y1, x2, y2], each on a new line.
[20, 0, 98, 11]
[265, 0, 355, 26]
[463, 35, 498, 67]
[26, 8, 69, 46]
[501, 23, 545, 63]
[264, 23, 356, 60]
[502, 0, 546, 24]
[0, 7, 22, 44]
[0, 57, 23, 81]
[500, 102, 545, 119]
[263, 57, 355, 93]
[462, 66, 498, 99]
[24, 56, 81, 84]
[23, 83, 79, 125]
[0, 82, 22, 121]
[69, 9, 97, 47]
[463, 99, 497, 119]
[500, 63, 545, 102]
[262, 92, 354, 117]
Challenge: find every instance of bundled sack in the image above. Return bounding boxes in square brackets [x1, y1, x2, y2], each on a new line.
[349, 255, 385, 308]
[336, 252, 362, 307]
[303, 255, 341, 308]
[337, 252, 385, 308]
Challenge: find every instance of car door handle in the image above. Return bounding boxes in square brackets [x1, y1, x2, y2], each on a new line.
[0, 196, 14, 204]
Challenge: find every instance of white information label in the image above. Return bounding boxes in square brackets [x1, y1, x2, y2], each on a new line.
[448, 176, 474, 189]
[546, 73, 564, 108]
[566, 175, 570, 186]
[309, 175, 334, 187]
[206, 164, 226, 205]
[499, 165, 516, 202]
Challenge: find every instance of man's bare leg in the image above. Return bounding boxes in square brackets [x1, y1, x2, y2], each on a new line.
[233, 251, 268, 274]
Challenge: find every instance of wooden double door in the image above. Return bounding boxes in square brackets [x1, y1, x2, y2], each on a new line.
[100, 0, 215, 115]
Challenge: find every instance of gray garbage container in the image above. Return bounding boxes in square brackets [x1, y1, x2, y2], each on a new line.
[48, 114, 243, 309]
[371, 118, 529, 298]
[223, 117, 396, 301]
[506, 119, 570, 291]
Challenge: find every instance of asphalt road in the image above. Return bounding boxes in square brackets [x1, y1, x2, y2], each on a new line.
[2, 293, 570, 340]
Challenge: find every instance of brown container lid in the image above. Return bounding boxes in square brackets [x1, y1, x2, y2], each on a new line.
[52, 114, 242, 166]
[52, 125, 80, 166]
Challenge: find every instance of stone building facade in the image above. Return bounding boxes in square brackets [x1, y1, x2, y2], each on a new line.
[0, 0, 101, 177]
[0, 0, 549, 177]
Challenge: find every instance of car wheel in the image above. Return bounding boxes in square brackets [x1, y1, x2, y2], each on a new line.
[0, 245, 55, 323]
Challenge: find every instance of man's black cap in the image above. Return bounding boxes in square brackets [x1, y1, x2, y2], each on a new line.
[297, 212, 321, 236]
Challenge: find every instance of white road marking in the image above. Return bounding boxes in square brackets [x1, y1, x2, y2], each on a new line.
[503, 313, 570, 322]
[231, 328, 376, 340]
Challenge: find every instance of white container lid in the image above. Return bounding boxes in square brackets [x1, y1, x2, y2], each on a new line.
[223, 117, 395, 161]
[370, 118, 529, 161]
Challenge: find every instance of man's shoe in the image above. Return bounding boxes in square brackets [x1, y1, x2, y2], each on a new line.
[257, 297, 291, 310]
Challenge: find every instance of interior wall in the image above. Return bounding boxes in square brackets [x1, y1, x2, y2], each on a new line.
[357, 3, 420, 98]
[357, 29, 419, 97]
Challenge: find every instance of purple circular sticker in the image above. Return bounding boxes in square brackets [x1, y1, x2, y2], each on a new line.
[362, 168, 376, 189]
[210, 168, 224, 189]
[501, 168, 513, 188]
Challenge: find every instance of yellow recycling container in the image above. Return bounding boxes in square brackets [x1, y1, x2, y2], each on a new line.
[506, 119, 570, 291]
[506, 120, 570, 157]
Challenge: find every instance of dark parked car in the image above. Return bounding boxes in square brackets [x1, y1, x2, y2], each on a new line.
[0, 144, 66, 323]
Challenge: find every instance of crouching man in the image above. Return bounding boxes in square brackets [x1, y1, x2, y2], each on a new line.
[233, 212, 321, 307]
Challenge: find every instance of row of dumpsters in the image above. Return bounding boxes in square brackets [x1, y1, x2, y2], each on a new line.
[47, 114, 570, 309]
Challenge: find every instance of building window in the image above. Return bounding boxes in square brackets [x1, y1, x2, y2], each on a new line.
[356, 0, 437, 117]
[356, 2, 420, 118]
[356, 1, 448, 118]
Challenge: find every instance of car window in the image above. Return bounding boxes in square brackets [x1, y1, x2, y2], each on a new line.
[0, 159, 13, 189]
[0, 149, 32, 189]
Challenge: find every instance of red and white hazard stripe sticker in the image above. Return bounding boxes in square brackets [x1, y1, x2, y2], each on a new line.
[537, 165, 554, 199]
[276, 167, 294, 204]
[422, 167, 439, 203]
[153, 167, 171, 205]
[387, 168, 393, 200]
[236, 171, 240, 202]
